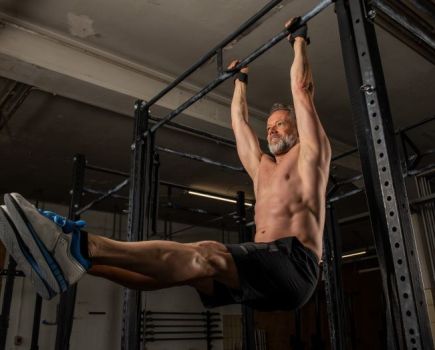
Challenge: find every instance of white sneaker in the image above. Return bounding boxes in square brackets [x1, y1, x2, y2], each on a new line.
[4, 193, 90, 294]
[0, 205, 54, 299]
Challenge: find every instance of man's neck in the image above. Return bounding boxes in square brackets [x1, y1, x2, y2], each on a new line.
[274, 143, 299, 164]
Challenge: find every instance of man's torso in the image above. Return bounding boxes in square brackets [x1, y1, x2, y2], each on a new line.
[253, 144, 329, 260]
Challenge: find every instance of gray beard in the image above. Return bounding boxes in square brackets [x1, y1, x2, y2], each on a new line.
[268, 134, 298, 155]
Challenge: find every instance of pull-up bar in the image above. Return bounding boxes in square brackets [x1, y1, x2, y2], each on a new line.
[144, 0, 287, 109]
[140, 0, 335, 139]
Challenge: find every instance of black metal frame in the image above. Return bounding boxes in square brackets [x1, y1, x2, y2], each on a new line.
[140, 0, 333, 139]
[55, 154, 86, 350]
[236, 192, 255, 350]
[322, 204, 347, 350]
[121, 101, 151, 350]
[335, 0, 433, 349]
[143, 311, 222, 348]
[122, 2, 335, 348]
[0, 258, 17, 350]
[44, 0, 435, 349]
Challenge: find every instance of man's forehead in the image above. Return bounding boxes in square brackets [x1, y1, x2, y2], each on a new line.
[267, 111, 290, 125]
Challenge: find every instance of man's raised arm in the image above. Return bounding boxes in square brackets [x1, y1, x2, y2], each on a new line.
[228, 60, 262, 180]
[287, 19, 331, 165]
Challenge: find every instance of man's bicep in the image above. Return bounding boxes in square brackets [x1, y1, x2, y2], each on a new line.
[293, 92, 329, 153]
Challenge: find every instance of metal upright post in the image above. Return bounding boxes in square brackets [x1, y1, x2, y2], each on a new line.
[30, 295, 42, 350]
[122, 101, 152, 350]
[0, 257, 17, 350]
[55, 154, 86, 350]
[335, 0, 433, 348]
[322, 203, 347, 350]
[236, 192, 255, 350]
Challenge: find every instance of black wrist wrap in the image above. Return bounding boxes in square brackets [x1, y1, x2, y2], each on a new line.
[235, 72, 248, 84]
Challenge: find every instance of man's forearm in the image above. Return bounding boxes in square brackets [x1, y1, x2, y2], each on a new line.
[231, 81, 249, 125]
[290, 38, 314, 96]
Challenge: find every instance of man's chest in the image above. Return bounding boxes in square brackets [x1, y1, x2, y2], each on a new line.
[255, 157, 301, 195]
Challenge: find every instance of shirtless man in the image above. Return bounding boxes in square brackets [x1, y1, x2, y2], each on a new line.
[0, 19, 330, 311]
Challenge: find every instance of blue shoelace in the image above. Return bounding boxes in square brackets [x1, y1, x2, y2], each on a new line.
[38, 210, 91, 270]
[38, 210, 86, 233]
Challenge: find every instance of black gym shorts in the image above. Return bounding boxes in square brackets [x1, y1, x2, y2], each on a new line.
[197, 236, 320, 311]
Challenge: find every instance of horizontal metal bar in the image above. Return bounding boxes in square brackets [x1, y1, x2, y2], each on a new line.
[146, 0, 334, 135]
[328, 188, 364, 203]
[169, 210, 239, 237]
[144, 337, 223, 342]
[331, 147, 358, 162]
[146, 317, 219, 322]
[0, 269, 25, 277]
[410, 193, 435, 206]
[336, 174, 364, 186]
[331, 116, 435, 162]
[338, 211, 370, 225]
[145, 324, 219, 328]
[156, 146, 245, 172]
[371, 0, 435, 51]
[75, 179, 129, 215]
[146, 311, 219, 316]
[146, 331, 222, 335]
[398, 115, 435, 133]
[85, 164, 129, 177]
[150, 116, 236, 148]
[83, 187, 129, 200]
[407, 163, 435, 176]
[145, 0, 286, 108]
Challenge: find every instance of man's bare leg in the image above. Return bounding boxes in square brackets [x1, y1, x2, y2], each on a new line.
[89, 265, 215, 295]
[87, 235, 239, 290]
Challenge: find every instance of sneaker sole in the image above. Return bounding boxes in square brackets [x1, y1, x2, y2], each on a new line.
[4, 193, 68, 293]
[0, 206, 54, 299]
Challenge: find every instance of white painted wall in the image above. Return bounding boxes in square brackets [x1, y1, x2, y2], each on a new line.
[411, 213, 435, 342]
[1, 202, 241, 350]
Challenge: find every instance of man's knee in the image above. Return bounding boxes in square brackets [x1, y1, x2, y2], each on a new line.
[188, 241, 231, 274]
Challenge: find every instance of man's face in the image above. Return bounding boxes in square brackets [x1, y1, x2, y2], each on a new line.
[266, 110, 298, 155]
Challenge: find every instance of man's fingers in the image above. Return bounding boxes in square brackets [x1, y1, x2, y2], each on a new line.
[227, 59, 248, 73]
[285, 17, 296, 29]
[227, 59, 240, 70]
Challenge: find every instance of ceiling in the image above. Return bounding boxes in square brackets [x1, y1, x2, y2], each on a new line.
[0, 0, 433, 251]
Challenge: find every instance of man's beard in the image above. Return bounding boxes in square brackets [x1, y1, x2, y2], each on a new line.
[268, 134, 298, 155]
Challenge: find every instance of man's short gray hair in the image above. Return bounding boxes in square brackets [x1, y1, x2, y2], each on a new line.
[269, 103, 296, 124]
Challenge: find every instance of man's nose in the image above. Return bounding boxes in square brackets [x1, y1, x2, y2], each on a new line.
[269, 127, 278, 135]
